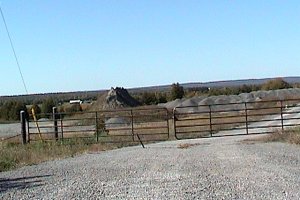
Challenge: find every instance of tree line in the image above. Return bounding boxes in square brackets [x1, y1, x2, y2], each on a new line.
[0, 78, 298, 121]
[137, 78, 295, 105]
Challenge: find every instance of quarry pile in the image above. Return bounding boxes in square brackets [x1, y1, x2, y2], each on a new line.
[103, 87, 140, 110]
[160, 88, 300, 113]
[89, 87, 140, 127]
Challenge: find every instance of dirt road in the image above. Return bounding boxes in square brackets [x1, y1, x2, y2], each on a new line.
[1, 135, 300, 199]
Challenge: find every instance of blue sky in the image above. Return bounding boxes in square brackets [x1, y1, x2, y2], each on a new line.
[0, 1, 299, 96]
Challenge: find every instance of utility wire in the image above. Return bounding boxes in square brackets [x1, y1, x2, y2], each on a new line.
[0, 5, 29, 94]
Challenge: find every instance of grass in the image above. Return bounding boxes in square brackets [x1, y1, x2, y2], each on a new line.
[0, 138, 136, 172]
[244, 127, 300, 145]
[177, 143, 202, 149]
[261, 128, 300, 144]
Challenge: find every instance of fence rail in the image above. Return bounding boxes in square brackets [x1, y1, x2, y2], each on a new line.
[24, 107, 170, 146]
[173, 99, 300, 139]
[9, 98, 300, 145]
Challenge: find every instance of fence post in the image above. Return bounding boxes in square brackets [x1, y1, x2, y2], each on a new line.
[60, 114, 64, 141]
[209, 105, 213, 137]
[95, 112, 99, 142]
[245, 102, 249, 134]
[173, 108, 177, 140]
[53, 107, 59, 141]
[130, 110, 134, 142]
[280, 100, 284, 131]
[20, 110, 27, 144]
[27, 119, 30, 143]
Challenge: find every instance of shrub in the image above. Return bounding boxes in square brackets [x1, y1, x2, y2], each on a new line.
[261, 78, 291, 91]
[64, 104, 82, 113]
[0, 100, 27, 121]
[170, 83, 184, 100]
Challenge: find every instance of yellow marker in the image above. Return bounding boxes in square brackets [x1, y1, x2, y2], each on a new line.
[31, 108, 43, 141]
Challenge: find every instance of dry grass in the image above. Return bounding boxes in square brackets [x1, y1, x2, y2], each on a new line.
[261, 128, 300, 144]
[0, 138, 136, 172]
[243, 128, 300, 145]
[177, 143, 202, 149]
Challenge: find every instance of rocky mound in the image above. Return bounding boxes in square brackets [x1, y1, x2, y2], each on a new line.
[89, 87, 141, 111]
[160, 88, 300, 113]
[103, 87, 141, 109]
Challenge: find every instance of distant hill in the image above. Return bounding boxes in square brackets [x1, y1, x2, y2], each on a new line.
[128, 76, 300, 93]
[1, 76, 300, 103]
[0, 90, 106, 104]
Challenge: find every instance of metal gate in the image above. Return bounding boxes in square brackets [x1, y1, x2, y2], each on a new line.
[173, 99, 300, 140]
[25, 107, 170, 145]
[17, 98, 300, 144]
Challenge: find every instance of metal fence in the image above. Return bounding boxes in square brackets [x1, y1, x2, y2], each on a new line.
[173, 99, 300, 139]
[24, 107, 170, 146]
[14, 98, 300, 145]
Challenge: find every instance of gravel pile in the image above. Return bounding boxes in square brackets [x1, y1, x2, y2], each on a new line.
[1, 135, 300, 199]
[160, 88, 300, 113]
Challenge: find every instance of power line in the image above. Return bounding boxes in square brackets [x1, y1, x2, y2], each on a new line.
[0, 5, 29, 94]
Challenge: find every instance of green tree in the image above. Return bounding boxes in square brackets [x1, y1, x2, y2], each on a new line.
[0, 100, 27, 121]
[170, 83, 184, 100]
[156, 93, 167, 103]
[41, 98, 55, 114]
[140, 92, 157, 105]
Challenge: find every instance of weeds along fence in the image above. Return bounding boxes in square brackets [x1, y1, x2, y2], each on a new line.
[23, 107, 170, 145]
[173, 98, 300, 139]
[15, 98, 300, 145]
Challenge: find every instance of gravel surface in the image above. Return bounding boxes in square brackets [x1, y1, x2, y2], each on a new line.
[1, 134, 300, 199]
[0, 123, 20, 139]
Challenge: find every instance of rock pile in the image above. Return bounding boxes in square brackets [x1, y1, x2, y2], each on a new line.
[160, 88, 300, 113]
[103, 87, 141, 110]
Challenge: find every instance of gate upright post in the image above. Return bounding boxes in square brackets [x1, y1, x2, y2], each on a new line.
[53, 107, 59, 141]
[130, 110, 134, 142]
[209, 105, 213, 137]
[27, 119, 30, 143]
[20, 110, 27, 144]
[95, 112, 99, 142]
[280, 100, 284, 131]
[245, 102, 249, 134]
[173, 108, 177, 139]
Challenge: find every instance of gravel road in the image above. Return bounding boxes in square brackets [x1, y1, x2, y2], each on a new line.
[1, 134, 300, 199]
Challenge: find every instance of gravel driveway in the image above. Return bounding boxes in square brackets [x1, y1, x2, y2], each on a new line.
[1, 134, 300, 199]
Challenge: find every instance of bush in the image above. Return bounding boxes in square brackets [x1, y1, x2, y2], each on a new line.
[64, 104, 82, 113]
[140, 92, 157, 105]
[41, 98, 56, 114]
[0, 100, 27, 121]
[170, 83, 184, 100]
[261, 78, 291, 91]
